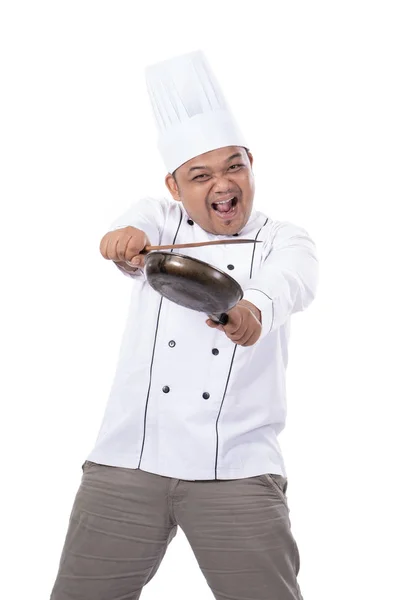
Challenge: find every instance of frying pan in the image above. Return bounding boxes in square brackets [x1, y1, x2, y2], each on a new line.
[144, 252, 243, 325]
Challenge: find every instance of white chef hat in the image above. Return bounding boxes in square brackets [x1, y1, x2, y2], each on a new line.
[145, 50, 247, 174]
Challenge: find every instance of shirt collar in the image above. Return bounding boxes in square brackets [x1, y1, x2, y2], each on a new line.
[178, 200, 267, 239]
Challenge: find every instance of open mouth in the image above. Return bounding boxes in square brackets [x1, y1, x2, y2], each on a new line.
[211, 196, 238, 215]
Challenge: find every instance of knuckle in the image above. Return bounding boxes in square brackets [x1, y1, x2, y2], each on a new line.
[127, 238, 141, 254]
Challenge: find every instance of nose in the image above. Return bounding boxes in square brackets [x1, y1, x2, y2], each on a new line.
[212, 174, 234, 195]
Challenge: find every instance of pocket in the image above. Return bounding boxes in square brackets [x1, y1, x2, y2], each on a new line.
[258, 473, 288, 503]
[81, 460, 97, 473]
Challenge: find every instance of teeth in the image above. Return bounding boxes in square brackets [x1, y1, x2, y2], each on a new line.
[214, 197, 235, 205]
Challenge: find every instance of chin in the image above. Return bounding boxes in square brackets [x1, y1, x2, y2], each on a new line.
[213, 222, 239, 236]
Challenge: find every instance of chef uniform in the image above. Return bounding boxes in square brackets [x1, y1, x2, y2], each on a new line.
[86, 195, 317, 481]
[50, 51, 318, 600]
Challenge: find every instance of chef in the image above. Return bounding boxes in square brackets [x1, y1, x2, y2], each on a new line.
[50, 51, 318, 600]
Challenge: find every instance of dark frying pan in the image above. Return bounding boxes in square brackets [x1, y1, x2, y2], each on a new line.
[144, 251, 243, 325]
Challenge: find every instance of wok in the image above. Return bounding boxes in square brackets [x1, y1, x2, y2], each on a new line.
[144, 251, 243, 325]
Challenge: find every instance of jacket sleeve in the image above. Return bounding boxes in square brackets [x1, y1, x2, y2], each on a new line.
[242, 222, 319, 339]
[108, 197, 167, 279]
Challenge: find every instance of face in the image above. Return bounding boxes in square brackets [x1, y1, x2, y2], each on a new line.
[165, 146, 255, 236]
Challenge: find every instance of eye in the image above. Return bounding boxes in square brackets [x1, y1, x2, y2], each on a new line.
[193, 173, 209, 181]
[228, 164, 244, 171]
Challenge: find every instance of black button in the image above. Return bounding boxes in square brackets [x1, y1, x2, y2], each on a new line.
[168, 340, 176, 348]
[227, 264, 235, 270]
[233, 233, 239, 236]
[162, 386, 170, 393]
[187, 219, 194, 226]
[212, 348, 219, 356]
[202, 392, 210, 399]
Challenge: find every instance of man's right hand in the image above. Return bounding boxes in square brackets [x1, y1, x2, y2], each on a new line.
[100, 226, 150, 271]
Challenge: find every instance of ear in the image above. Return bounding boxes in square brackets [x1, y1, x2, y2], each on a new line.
[246, 150, 254, 168]
[165, 173, 181, 201]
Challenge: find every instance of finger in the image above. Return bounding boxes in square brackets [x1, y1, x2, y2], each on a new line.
[115, 234, 132, 261]
[236, 329, 254, 347]
[225, 307, 258, 340]
[206, 319, 218, 327]
[107, 234, 121, 261]
[104, 236, 113, 260]
[224, 323, 242, 336]
[223, 312, 243, 335]
[225, 321, 248, 341]
[229, 331, 249, 345]
[100, 234, 114, 260]
[206, 319, 224, 331]
[99, 234, 109, 259]
[241, 325, 262, 347]
[125, 233, 146, 262]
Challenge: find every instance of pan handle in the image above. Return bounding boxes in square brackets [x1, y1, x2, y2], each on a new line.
[209, 312, 229, 326]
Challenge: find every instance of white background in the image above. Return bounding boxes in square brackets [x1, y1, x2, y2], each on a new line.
[1, 1, 399, 599]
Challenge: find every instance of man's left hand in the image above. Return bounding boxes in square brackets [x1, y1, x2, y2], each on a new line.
[206, 300, 262, 347]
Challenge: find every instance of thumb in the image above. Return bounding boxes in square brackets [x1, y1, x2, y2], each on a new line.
[206, 319, 224, 331]
[129, 255, 145, 269]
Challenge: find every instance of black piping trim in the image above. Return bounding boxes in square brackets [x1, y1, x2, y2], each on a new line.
[214, 345, 238, 479]
[245, 287, 273, 301]
[138, 299, 163, 467]
[270, 301, 274, 333]
[171, 211, 183, 246]
[250, 217, 268, 279]
[245, 289, 274, 332]
[214, 216, 269, 478]
[138, 210, 183, 467]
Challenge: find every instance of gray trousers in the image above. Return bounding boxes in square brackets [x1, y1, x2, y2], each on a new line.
[50, 461, 303, 600]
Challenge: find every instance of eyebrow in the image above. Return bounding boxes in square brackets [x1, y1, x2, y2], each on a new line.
[188, 153, 243, 173]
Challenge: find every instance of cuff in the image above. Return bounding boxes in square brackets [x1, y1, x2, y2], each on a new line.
[242, 288, 274, 339]
[114, 262, 144, 279]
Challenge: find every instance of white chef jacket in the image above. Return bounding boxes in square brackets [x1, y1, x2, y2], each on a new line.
[86, 196, 318, 480]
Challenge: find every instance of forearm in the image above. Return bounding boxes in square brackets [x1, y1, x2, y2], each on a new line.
[242, 223, 319, 338]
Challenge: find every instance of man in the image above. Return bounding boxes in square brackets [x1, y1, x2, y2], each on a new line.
[50, 51, 318, 600]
